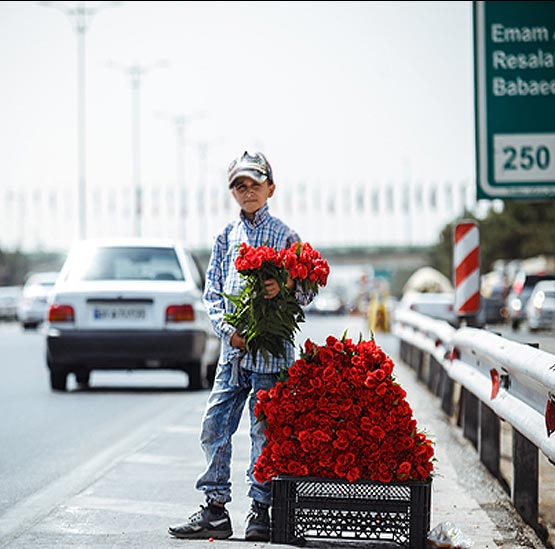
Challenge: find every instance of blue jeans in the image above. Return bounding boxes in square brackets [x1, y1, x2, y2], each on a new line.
[195, 362, 279, 506]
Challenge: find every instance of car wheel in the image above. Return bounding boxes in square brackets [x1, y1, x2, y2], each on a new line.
[50, 369, 68, 391]
[186, 363, 204, 391]
[511, 319, 520, 331]
[75, 370, 91, 388]
[47, 355, 68, 391]
[22, 322, 39, 330]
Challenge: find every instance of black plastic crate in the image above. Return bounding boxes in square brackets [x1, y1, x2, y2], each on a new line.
[271, 476, 431, 548]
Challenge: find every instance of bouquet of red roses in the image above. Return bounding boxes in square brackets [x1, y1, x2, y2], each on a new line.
[253, 334, 435, 484]
[224, 241, 329, 364]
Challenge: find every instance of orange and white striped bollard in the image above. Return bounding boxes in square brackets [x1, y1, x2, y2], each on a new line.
[454, 221, 480, 317]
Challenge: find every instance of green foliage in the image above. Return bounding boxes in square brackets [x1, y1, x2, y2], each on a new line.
[0, 249, 65, 286]
[430, 201, 555, 276]
[224, 266, 305, 365]
[479, 202, 555, 268]
[0, 250, 29, 285]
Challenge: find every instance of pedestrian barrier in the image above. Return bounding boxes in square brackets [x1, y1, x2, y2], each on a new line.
[392, 308, 555, 538]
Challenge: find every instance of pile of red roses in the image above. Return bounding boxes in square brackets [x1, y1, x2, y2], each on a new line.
[254, 335, 435, 484]
[225, 242, 329, 364]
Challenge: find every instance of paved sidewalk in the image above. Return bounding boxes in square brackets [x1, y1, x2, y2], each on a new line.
[1, 345, 546, 549]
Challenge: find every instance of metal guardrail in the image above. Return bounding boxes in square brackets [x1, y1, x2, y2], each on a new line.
[392, 308, 555, 538]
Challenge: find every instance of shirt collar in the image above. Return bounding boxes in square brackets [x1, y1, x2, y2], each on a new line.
[240, 203, 270, 228]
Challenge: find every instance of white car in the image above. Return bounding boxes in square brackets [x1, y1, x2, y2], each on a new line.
[45, 238, 219, 391]
[525, 280, 555, 332]
[397, 291, 458, 327]
[0, 286, 21, 321]
[305, 288, 345, 315]
[17, 271, 59, 329]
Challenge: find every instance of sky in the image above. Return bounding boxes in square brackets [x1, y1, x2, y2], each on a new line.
[0, 1, 477, 249]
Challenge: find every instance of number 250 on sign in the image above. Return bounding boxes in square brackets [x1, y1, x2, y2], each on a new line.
[494, 133, 555, 183]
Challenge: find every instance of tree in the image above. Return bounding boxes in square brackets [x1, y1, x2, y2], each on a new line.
[479, 202, 555, 268]
[0, 250, 30, 286]
[0, 249, 65, 286]
[430, 201, 555, 278]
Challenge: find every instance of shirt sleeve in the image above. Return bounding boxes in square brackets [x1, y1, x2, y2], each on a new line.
[202, 232, 236, 344]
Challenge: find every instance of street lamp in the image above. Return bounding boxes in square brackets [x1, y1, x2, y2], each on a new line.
[157, 111, 205, 243]
[108, 59, 168, 237]
[38, 1, 122, 240]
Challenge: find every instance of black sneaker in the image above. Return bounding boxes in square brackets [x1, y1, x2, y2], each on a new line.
[168, 505, 233, 539]
[245, 500, 270, 542]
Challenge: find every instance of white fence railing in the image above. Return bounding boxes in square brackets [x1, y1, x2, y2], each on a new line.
[392, 308, 555, 537]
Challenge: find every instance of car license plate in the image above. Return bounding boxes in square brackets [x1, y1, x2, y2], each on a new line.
[93, 304, 147, 321]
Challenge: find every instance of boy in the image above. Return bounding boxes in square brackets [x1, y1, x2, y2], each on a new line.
[168, 151, 312, 542]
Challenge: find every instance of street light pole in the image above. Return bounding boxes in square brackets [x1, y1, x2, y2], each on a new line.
[157, 111, 206, 244]
[175, 116, 186, 242]
[157, 113, 189, 243]
[108, 60, 167, 237]
[38, 1, 122, 241]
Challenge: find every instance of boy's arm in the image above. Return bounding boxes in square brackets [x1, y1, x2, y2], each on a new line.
[202, 233, 236, 345]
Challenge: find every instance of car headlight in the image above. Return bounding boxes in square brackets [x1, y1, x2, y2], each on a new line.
[532, 291, 545, 309]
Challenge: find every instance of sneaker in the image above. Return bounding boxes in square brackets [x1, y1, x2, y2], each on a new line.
[168, 505, 233, 539]
[245, 500, 270, 542]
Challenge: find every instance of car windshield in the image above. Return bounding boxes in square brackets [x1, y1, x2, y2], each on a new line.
[67, 246, 185, 282]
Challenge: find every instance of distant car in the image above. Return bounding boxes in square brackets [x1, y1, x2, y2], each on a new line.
[506, 272, 555, 330]
[398, 291, 458, 326]
[306, 288, 345, 315]
[525, 280, 555, 332]
[0, 286, 21, 321]
[17, 272, 59, 329]
[45, 238, 219, 392]
[477, 295, 506, 325]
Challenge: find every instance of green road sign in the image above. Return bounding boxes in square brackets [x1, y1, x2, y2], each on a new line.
[474, 1, 555, 200]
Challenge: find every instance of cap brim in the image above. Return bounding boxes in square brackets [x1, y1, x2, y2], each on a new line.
[229, 169, 268, 188]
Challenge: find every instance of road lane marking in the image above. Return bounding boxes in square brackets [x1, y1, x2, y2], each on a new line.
[0, 396, 188, 547]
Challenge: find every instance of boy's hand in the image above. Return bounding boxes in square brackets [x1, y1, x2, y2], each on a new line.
[263, 278, 280, 299]
[231, 332, 246, 350]
[264, 276, 294, 299]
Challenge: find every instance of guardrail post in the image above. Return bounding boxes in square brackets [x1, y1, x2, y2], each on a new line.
[410, 346, 420, 374]
[462, 388, 479, 448]
[416, 349, 427, 382]
[428, 355, 441, 395]
[399, 340, 406, 363]
[512, 428, 538, 529]
[478, 401, 500, 478]
[440, 373, 454, 417]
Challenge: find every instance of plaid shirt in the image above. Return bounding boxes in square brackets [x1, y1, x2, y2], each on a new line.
[203, 203, 312, 374]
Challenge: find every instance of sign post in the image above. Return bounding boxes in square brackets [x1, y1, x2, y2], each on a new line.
[474, 1, 555, 200]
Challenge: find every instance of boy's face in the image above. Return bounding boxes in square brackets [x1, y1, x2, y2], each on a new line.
[231, 176, 275, 218]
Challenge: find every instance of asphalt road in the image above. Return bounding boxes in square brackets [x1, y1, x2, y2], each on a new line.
[0, 322, 199, 517]
[0, 316, 375, 520]
[1, 314, 552, 519]
[0, 315, 552, 548]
